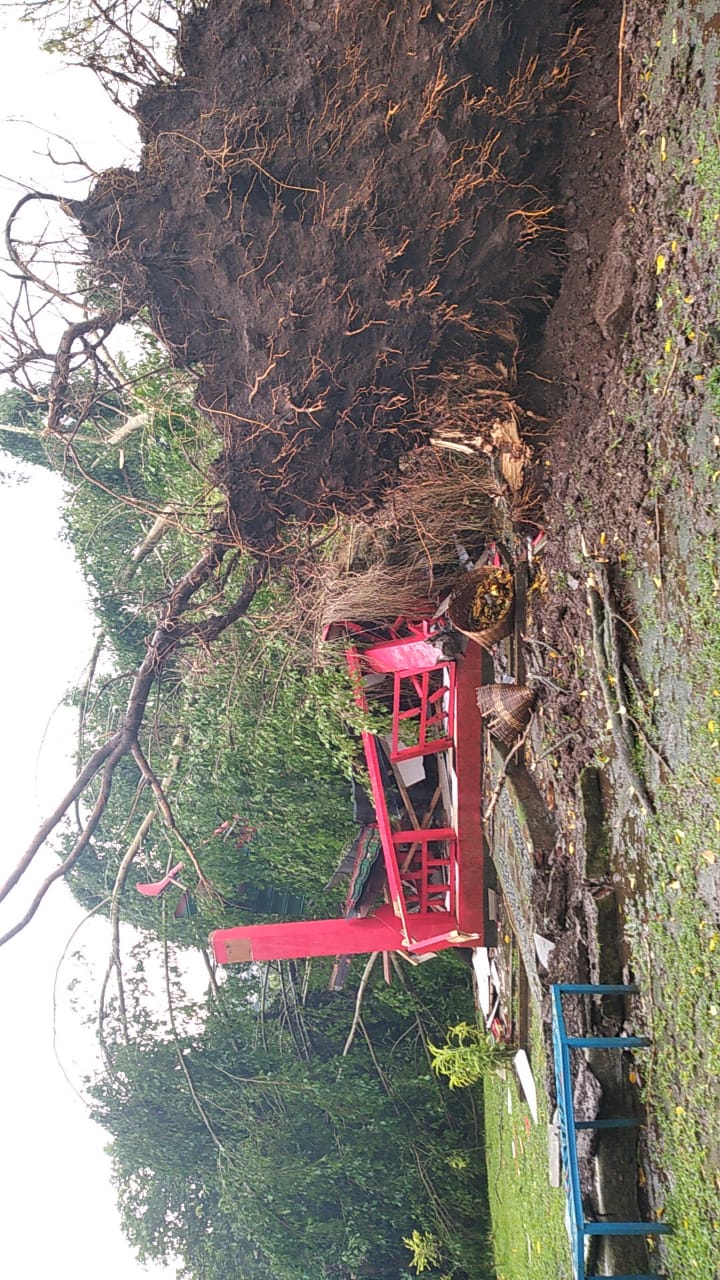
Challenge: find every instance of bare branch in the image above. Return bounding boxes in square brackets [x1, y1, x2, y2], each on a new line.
[4, 190, 83, 309]
[342, 953, 380, 1057]
[0, 553, 265, 946]
[130, 739, 210, 887]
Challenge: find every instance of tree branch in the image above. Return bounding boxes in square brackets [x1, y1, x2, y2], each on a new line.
[0, 553, 266, 946]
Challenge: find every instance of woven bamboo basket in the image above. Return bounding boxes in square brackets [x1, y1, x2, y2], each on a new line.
[448, 565, 514, 648]
[476, 683, 536, 747]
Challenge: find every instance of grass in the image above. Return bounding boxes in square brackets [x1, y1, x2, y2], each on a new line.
[484, 1029, 570, 1280]
[695, 121, 720, 247]
[623, 543, 720, 1277]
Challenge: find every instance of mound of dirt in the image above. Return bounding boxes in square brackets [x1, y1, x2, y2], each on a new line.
[75, 0, 582, 546]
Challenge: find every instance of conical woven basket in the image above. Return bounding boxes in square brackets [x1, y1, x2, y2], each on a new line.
[448, 565, 515, 649]
[476, 683, 536, 746]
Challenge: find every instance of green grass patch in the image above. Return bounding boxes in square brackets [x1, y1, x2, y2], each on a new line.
[624, 543, 720, 1277]
[695, 119, 720, 247]
[484, 1048, 570, 1280]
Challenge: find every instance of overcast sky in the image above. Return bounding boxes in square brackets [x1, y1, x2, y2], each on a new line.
[0, 13, 177, 1278]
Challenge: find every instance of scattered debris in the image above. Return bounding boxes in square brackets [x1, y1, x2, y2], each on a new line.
[586, 561, 654, 815]
[514, 1048, 539, 1123]
[534, 932, 556, 970]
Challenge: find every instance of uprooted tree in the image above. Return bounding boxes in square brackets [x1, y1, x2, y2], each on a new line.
[1, 0, 581, 940]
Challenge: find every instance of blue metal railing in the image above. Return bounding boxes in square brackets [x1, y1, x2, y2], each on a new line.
[551, 983, 671, 1280]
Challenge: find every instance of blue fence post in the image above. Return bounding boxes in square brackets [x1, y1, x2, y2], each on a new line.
[550, 983, 671, 1280]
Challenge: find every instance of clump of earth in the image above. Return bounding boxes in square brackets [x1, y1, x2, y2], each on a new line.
[75, 0, 583, 547]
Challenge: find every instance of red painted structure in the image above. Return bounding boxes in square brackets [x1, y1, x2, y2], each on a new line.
[211, 615, 493, 967]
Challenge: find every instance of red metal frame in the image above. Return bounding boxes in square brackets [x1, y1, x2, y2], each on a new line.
[389, 664, 455, 760]
[211, 615, 490, 967]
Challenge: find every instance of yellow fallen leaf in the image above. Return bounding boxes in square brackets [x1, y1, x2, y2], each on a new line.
[660, 136, 667, 161]
[656, 253, 667, 274]
[708, 720, 717, 734]
[709, 935, 718, 952]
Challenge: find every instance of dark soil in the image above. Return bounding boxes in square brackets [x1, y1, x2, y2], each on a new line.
[527, 0, 716, 858]
[75, 0, 585, 547]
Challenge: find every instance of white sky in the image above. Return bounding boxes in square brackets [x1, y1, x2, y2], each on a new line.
[0, 14, 177, 1279]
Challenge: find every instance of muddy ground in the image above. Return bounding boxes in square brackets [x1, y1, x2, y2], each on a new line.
[524, 0, 720, 983]
[505, 0, 720, 1265]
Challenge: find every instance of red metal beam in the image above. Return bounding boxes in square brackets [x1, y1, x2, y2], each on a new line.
[453, 640, 487, 940]
[211, 904, 464, 964]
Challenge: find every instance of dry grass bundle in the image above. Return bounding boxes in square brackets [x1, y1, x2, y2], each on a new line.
[303, 447, 506, 635]
[316, 560, 436, 629]
[352, 450, 501, 568]
[379, 448, 503, 578]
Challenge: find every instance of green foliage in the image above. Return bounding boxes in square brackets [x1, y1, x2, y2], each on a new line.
[0, 386, 55, 470]
[622, 538, 720, 1279]
[484, 1055, 570, 1280]
[402, 1229, 443, 1274]
[87, 953, 493, 1280]
[3, 329, 495, 1280]
[695, 117, 720, 247]
[429, 1022, 511, 1088]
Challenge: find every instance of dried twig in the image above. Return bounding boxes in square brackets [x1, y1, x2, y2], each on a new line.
[618, 0, 627, 128]
[342, 952, 380, 1056]
[483, 719, 534, 824]
[587, 565, 654, 815]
